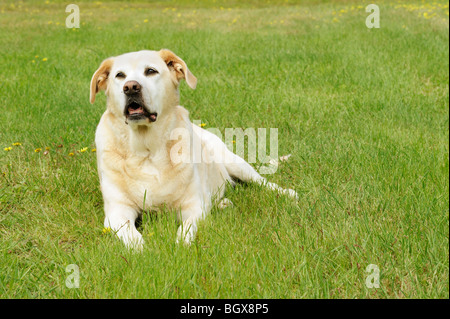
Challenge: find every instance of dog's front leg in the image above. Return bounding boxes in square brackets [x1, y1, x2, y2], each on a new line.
[104, 203, 144, 250]
[175, 198, 205, 245]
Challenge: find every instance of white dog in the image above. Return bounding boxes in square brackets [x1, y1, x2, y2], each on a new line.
[89, 49, 297, 249]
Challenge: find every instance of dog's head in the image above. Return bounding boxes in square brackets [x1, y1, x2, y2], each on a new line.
[89, 49, 197, 125]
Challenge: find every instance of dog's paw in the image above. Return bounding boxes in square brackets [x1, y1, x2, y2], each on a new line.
[176, 221, 197, 245]
[218, 198, 233, 209]
[125, 235, 144, 251]
[114, 223, 145, 251]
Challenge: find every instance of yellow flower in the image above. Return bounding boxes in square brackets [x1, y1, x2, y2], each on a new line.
[4, 147, 12, 151]
[144, 19, 148, 23]
[42, 58, 48, 62]
[45, 146, 51, 150]
[199, 123, 207, 127]
[35, 55, 39, 58]
[34, 148, 41, 153]
[12, 142, 22, 146]
[91, 148, 96, 152]
[79, 147, 88, 153]
[68, 152, 74, 156]
[102, 227, 111, 234]
[232, 140, 236, 144]
[32, 60, 35, 63]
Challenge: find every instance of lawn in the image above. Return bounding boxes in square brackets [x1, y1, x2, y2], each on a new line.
[0, 0, 448, 298]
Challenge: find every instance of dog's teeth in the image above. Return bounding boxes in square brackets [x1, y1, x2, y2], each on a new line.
[129, 107, 143, 115]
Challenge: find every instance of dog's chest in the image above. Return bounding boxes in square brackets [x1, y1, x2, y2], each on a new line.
[110, 151, 191, 209]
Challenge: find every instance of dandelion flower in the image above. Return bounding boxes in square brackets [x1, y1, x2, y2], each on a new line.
[42, 58, 48, 62]
[91, 148, 96, 152]
[68, 152, 74, 156]
[199, 123, 207, 127]
[79, 147, 88, 153]
[102, 227, 111, 234]
[4, 147, 12, 151]
[144, 19, 148, 23]
[45, 146, 51, 150]
[34, 148, 41, 153]
[12, 142, 22, 146]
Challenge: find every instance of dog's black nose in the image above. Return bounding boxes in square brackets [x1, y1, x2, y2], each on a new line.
[123, 81, 141, 95]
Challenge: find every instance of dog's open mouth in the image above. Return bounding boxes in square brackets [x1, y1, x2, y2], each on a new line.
[125, 101, 157, 122]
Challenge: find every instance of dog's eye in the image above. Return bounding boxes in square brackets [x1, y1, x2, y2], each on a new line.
[115, 72, 126, 79]
[145, 68, 158, 76]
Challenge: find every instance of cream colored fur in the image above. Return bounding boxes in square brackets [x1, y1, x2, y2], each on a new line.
[89, 49, 297, 249]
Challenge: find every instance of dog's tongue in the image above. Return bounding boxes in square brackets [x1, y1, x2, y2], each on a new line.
[129, 106, 144, 115]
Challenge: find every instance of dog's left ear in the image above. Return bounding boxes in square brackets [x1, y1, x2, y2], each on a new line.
[90, 58, 114, 104]
[159, 49, 197, 89]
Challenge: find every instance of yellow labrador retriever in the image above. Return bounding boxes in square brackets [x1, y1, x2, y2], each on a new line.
[89, 49, 297, 249]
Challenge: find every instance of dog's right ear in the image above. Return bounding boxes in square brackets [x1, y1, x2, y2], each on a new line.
[90, 58, 114, 104]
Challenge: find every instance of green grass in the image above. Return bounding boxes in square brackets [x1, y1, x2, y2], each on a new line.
[0, 0, 448, 298]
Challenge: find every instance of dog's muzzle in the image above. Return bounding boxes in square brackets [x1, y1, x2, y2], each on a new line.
[123, 81, 157, 123]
